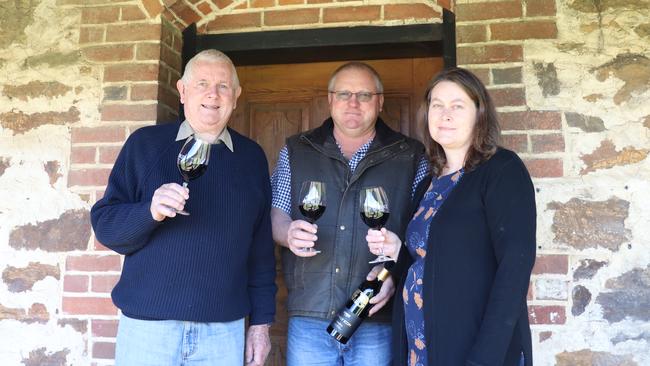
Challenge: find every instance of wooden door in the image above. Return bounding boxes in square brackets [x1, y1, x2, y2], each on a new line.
[231, 57, 443, 365]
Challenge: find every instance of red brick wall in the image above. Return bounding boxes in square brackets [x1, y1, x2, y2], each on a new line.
[455, 0, 563, 179]
[65, 1, 444, 362]
[67, 2, 174, 361]
[454, 0, 565, 341]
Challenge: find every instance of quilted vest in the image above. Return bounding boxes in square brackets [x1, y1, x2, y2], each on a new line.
[283, 118, 425, 322]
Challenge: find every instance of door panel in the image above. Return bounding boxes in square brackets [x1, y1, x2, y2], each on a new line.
[249, 102, 310, 171]
[310, 95, 330, 130]
[234, 57, 442, 366]
[380, 96, 411, 135]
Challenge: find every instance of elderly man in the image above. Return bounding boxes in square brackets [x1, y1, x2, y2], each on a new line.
[271, 62, 428, 365]
[91, 49, 276, 366]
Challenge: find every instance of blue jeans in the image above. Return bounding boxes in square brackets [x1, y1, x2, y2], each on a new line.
[115, 314, 244, 366]
[287, 316, 391, 366]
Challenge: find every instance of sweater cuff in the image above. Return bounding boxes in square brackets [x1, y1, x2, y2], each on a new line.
[135, 201, 159, 227]
[249, 310, 275, 326]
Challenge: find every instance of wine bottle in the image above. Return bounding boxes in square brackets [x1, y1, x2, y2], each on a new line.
[326, 267, 391, 344]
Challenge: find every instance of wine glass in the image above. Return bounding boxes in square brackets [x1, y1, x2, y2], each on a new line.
[298, 181, 326, 253]
[360, 186, 391, 263]
[176, 136, 211, 215]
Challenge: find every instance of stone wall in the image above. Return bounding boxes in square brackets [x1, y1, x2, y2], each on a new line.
[0, 0, 648, 365]
[1, 0, 100, 364]
[457, 1, 650, 364]
[524, 0, 650, 364]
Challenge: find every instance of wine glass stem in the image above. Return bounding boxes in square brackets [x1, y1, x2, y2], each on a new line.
[182, 181, 188, 188]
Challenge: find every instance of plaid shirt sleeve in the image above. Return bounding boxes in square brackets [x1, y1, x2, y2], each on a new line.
[271, 145, 292, 215]
[412, 155, 430, 197]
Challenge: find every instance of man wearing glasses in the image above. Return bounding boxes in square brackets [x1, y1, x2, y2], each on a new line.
[271, 62, 428, 365]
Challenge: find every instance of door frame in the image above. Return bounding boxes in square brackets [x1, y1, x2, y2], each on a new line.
[181, 9, 456, 68]
[179, 10, 455, 120]
[177, 14, 455, 365]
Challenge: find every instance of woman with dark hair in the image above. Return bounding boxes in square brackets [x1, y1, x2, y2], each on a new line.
[367, 68, 536, 366]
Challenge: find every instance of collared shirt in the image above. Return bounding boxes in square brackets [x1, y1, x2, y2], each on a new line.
[176, 120, 234, 152]
[271, 139, 430, 215]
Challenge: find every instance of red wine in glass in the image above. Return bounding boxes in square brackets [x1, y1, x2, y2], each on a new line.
[360, 186, 391, 263]
[360, 210, 390, 230]
[176, 136, 211, 215]
[299, 204, 326, 223]
[298, 181, 326, 253]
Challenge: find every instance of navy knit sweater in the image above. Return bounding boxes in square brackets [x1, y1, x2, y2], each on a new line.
[91, 122, 276, 325]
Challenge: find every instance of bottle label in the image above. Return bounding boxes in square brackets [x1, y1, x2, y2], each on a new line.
[350, 290, 370, 316]
[328, 278, 381, 344]
[330, 308, 363, 339]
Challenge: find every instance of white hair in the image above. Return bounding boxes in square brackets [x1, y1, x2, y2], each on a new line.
[181, 49, 240, 88]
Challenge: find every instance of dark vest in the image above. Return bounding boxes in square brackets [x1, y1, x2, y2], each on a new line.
[283, 118, 425, 322]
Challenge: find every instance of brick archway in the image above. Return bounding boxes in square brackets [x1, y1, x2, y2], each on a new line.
[66, 0, 446, 361]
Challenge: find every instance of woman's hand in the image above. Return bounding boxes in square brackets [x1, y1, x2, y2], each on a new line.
[366, 228, 401, 261]
[366, 265, 395, 316]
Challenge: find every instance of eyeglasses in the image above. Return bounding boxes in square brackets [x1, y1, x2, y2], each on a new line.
[329, 90, 381, 103]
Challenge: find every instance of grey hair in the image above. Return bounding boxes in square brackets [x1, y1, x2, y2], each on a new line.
[181, 49, 240, 88]
[327, 62, 384, 93]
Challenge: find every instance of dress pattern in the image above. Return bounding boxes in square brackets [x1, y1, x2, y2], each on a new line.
[403, 170, 463, 366]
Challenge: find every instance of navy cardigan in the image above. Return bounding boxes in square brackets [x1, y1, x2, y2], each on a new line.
[392, 148, 536, 366]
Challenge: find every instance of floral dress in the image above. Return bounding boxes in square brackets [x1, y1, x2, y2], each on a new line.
[403, 170, 463, 366]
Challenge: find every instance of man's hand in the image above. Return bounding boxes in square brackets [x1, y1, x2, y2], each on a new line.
[271, 208, 319, 257]
[149, 183, 189, 221]
[286, 220, 320, 257]
[366, 264, 395, 317]
[245, 324, 271, 366]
